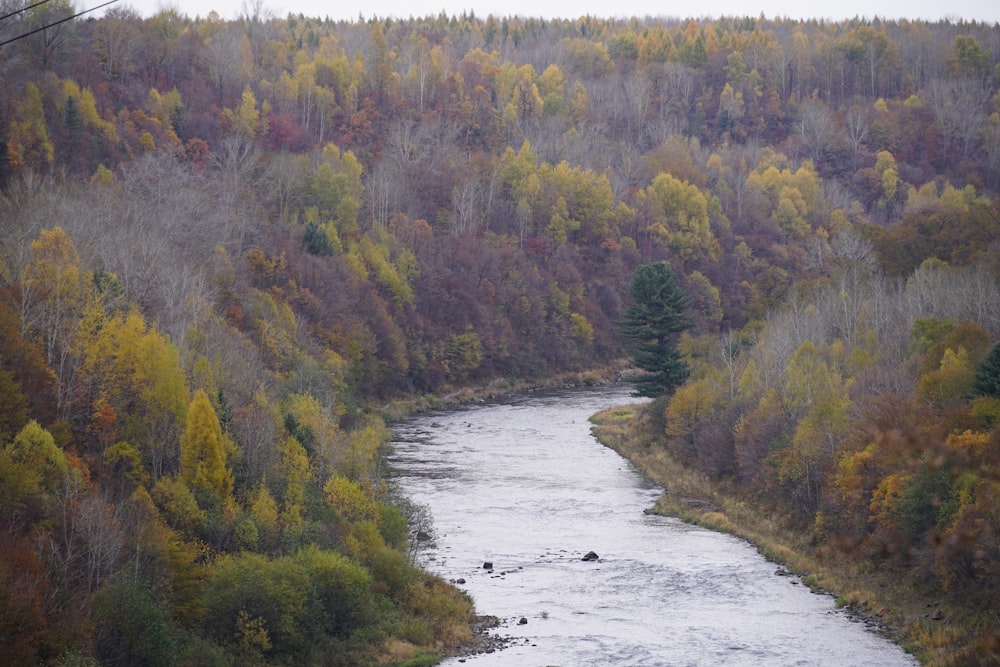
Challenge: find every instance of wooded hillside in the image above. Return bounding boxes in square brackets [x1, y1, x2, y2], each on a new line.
[1, 5, 999, 665]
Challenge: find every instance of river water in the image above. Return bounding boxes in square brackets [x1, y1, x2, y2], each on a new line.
[388, 384, 918, 666]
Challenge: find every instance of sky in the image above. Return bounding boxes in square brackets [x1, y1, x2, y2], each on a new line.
[93, 0, 1000, 24]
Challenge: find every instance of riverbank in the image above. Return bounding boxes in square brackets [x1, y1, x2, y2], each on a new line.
[589, 401, 997, 667]
[377, 363, 631, 422]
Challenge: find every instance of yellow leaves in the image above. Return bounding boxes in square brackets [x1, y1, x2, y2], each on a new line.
[63, 78, 119, 143]
[664, 377, 725, 441]
[77, 308, 189, 436]
[538, 63, 566, 116]
[570, 313, 594, 347]
[283, 392, 343, 476]
[222, 86, 266, 139]
[180, 389, 234, 502]
[279, 436, 310, 535]
[323, 474, 378, 523]
[747, 159, 822, 237]
[91, 164, 115, 185]
[869, 472, 908, 531]
[644, 172, 719, 263]
[6, 83, 54, 170]
[152, 475, 207, 534]
[236, 610, 272, 654]
[546, 196, 576, 244]
[945, 430, 995, 471]
[773, 188, 810, 238]
[26, 227, 87, 315]
[874, 150, 899, 201]
[308, 144, 364, 233]
[6, 420, 67, 486]
[917, 346, 974, 406]
[685, 271, 723, 327]
[358, 235, 415, 306]
[784, 340, 852, 429]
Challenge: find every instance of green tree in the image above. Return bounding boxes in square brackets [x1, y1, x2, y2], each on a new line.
[972, 342, 1000, 398]
[618, 262, 693, 397]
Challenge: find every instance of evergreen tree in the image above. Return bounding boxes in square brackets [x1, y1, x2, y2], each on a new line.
[618, 262, 693, 398]
[972, 342, 1000, 398]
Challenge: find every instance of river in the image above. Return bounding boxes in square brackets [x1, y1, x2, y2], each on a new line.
[387, 384, 918, 666]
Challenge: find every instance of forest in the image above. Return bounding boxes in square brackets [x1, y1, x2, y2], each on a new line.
[1, 2, 999, 664]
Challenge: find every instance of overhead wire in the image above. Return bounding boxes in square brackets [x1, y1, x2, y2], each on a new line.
[0, 0, 54, 23]
[0, 0, 119, 48]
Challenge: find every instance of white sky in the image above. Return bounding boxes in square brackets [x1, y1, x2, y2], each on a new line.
[96, 0, 1000, 24]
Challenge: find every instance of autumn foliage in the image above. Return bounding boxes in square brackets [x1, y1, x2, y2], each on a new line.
[2, 5, 1000, 664]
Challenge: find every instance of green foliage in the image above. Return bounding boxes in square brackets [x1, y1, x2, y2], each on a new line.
[92, 581, 176, 666]
[201, 552, 315, 660]
[302, 221, 334, 256]
[972, 342, 1000, 398]
[618, 263, 693, 398]
[292, 545, 376, 637]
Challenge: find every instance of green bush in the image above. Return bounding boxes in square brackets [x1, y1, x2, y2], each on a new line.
[293, 546, 377, 637]
[201, 553, 315, 660]
[93, 581, 176, 666]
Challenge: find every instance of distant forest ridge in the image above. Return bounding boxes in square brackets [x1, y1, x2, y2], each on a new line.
[1, 7, 1000, 665]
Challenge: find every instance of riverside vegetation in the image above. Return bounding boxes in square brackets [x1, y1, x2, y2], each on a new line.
[2, 5, 1000, 666]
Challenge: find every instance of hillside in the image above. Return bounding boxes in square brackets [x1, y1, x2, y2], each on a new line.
[1, 7, 999, 665]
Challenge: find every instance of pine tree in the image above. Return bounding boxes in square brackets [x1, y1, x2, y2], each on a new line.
[972, 342, 1000, 398]
[618, 262, 693, 398]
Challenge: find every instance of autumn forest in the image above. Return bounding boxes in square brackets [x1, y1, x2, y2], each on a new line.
[1, 3, 1000, 665]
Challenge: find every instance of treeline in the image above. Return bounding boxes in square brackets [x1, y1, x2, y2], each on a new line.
[656, 253, 1000, 663]
[1, 4, 1000, 665]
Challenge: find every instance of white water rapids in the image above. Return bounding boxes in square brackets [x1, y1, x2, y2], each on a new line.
[388, 384, 918, 666]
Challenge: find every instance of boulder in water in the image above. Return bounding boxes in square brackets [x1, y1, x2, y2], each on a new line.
[582, 551, 599, 561]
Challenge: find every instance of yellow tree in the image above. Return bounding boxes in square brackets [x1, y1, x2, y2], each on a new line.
[642, 173, 720, 264]
[180, 389, 233, 502]
[22, 227, 91, 418]
[76, 308, 189, 478]
[6, 83, 55, 172]
[775, 341, 853, 516]
[664, 376, 726, 462]
[323, 474, 377, 524]
[223, 86, 267, 139]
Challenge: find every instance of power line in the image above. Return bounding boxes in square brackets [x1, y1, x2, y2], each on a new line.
[0, 0, 54, 23]
[0, 0, 119, 48]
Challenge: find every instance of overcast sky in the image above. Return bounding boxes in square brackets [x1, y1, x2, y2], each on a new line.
[96, 0, 1000, 24]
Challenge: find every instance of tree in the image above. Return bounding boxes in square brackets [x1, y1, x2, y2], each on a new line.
[618, 262, 693, 397]
[972, 342, 1000, 398]
[180, 390, 233, 502]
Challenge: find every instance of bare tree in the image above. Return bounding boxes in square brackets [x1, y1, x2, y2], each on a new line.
[924, 77, 992, 159]
[91, 6, 143, 86]
[842, 98, 873, 167]
[794, 99, 836, 164]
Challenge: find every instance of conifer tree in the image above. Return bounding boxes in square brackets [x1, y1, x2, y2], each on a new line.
[618, 262, 693, 397]
[972, 342, 1000, 398]
[180, 390, 233, 501]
